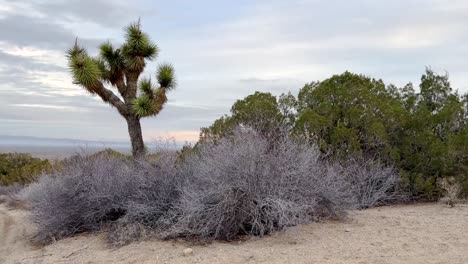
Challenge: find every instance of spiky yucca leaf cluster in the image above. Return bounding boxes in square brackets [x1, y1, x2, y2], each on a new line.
[67, 43, 102, 93]
[67, 21, 163, 92]
[99, 42, 125, 85]
[121, 22, 159, 72]
[132, 95, 155, 117]
[132, 64, 175, 117]
[157, 64, 176, 90]
[139, 78, 155, 98]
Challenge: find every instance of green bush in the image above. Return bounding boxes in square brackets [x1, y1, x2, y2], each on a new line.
[0, 153, 52, 185]
[201, 69, 468, 199]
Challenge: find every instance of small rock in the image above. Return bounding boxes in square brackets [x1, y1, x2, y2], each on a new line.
[183, 248, 193, 256]
[345, 228, 351, 232]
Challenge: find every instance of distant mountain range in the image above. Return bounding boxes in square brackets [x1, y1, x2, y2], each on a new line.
[0, 135, 184, 158]
[0, 135, 130, 148]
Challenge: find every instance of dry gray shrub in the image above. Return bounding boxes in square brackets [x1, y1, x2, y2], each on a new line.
[106, 152, 182, 246]
[0, 183, 23, 197]
[158, 127, 355, 241]
[25, 153, 181, 244]
[25, 126, 400, 245]
[26, 155, 136, 243]
[438, 177, 465, 206]
[0, 183, 26, 208]
[333, 157, 401, 209]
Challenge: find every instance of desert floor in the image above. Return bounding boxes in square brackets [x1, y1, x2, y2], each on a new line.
[1, 203, 467, 264]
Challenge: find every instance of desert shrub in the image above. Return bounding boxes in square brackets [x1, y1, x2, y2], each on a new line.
[25, 152, 181, 244]
[438, 177, 465, 206]
[158, 127, 356, 241]
[459, 174, 468, 199]
[0, 183, 25, 207]
[107, 152, 182, 246]
[0, 183, 22, 197]
[26, 155, 136, 243]
[333, 157, 402, 209]
[90, 148, 129, 159]
[25, 126, 400, 245]
[0, 153, 52, 185]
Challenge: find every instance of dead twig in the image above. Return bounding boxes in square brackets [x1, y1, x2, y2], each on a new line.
[64, 246, 88, 258]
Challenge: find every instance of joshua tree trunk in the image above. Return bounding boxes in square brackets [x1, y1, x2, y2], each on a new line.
[125, 115, 145, 158]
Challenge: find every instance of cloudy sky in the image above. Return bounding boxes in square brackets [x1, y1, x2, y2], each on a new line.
[0, 0, 467, 143]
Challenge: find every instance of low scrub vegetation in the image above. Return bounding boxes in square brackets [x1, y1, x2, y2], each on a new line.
[0, 153, 52, 185]
[24, 153, 179, 244]
[25, 126, 400, 245]
[0, 183, 25, 208]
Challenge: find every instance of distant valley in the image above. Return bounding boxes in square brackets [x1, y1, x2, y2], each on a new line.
[0, 135, 131, 158]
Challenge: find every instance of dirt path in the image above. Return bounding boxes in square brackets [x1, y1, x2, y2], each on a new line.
[0, 205, 34, 264]
[1, 203, 467, 264]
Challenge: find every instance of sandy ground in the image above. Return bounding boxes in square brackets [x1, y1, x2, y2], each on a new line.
[1, 203, 467, 264]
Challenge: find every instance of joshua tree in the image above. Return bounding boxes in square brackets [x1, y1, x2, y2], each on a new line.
[67, 20, 176, 158]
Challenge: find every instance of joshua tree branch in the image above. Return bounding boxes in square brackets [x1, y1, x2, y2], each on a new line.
[93, 81, 128, 116]
[115, 79, 127, 99]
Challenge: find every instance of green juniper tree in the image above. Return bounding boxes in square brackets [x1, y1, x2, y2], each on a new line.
[199, 92, 284, 143]
[67, 20, 175, 158]
[201, 69, 468, 198]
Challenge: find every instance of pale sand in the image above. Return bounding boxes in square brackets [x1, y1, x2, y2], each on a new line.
[1, 203, 467, 264]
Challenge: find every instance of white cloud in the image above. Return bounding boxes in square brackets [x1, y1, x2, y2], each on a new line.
[11, 104, 86, 111]
[0, 0, 467, 141]
[0, 42, 65, 65]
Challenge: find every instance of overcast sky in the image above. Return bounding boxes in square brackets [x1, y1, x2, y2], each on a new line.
[0, 0, 467, 142]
